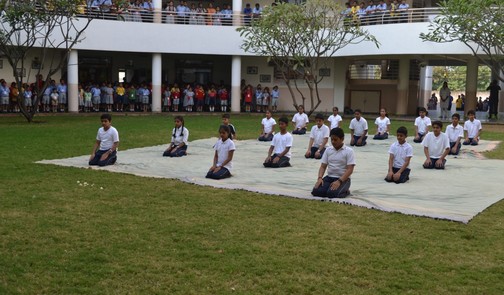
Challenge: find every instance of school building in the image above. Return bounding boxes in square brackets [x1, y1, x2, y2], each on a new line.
[1, 0, 503, 116]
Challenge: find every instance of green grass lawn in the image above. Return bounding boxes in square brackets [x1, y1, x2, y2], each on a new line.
[1, 114, 504, 294]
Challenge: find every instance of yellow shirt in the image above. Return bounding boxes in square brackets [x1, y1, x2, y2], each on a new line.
[116, 86, 125, 96]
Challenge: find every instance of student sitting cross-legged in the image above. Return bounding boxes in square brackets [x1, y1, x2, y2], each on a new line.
[206, 125, 236, 179]
[258, 110, 276, 141]
[163, 116, 189, 157]
[385, 126, 413, 184]
[311, 127, 355, 198]
[422, 120, 450, 169]
[305, 113, 329, 159]
[264, 117, 293, 168]
[89, 113, 119, 166]
[349, 109, 368, 146]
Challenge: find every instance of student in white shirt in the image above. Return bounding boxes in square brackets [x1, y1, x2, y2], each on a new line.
[445, 113, 463, 155]
[206, 125, 235, 179]
[327, 106, 343, 130]
[163, 116, 189, 157]
[413, 107, 431, 143]
[463, 110, 482, 146]
[89, 113, 119, 166]
[292, 105, 309, 135]
[422, 120, 450, 169]
[264, 117, 293, 168]
[373, 108, 391, 140]
[305, 113, 330, 159]
[258, 110, 276, 141]
[311, 127, 355, 198]
[385, 126, 413, 183]
[349, 109, 368, 146]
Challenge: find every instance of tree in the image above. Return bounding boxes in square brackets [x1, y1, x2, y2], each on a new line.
[420, 0, 504, 82]
[0, 0, 92, 122]
[237, 0, 379, 116]
[431, 66, 492, 91]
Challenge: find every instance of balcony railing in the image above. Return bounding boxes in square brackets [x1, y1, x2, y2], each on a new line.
[75, 6, 441, 27]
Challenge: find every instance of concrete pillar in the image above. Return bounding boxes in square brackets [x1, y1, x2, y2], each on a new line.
[497, 71, 504, 114]
[231, 56, 241, 113]
[151, 53, 162, 113]
[464, 57, 478, 115]
[233, 0, 242, 26]
[419, 65, 433, 109]
[333, 58, 348, 112]
[396, 57, 410, 115]
[153, 0, 162, 23]
[67, 50, 79, 113]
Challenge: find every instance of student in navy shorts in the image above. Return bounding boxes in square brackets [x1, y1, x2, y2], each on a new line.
[89, 113, 119, 166]
[312, 127, 355, 198]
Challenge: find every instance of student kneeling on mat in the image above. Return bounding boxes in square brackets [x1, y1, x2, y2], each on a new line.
[264, 117, 293, 168]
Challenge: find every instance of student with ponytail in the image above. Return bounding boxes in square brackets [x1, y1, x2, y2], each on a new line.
[163, 116, 189, 157]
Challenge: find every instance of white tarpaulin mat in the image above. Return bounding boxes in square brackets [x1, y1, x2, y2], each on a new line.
[38, 134, 503, 223]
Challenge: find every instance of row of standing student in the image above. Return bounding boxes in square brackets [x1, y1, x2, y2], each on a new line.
[88, 106, 483, 198]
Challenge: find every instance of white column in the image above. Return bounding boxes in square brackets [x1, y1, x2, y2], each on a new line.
[396, 57, 410, 115]
[151, 53, 162, 113]
[231, 56, 241, 113]
[333, 58, 348, 112]
[153, 0, 162, 23]
[465, 57, 478, 115]
[233, 0, 242, 26]
[67, 50, 79, 113]
[418, 65, 433, 109]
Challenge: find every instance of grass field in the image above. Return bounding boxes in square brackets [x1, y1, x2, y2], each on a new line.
[1, 113, 504, 294]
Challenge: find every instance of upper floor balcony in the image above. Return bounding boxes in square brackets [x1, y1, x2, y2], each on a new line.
[69, 6, 474, 58]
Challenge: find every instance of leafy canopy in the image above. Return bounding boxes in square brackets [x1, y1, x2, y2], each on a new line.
[238, 0, 379, 114]
[420, 0, 504, 81]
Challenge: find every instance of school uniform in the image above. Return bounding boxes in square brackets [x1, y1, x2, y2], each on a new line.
[0, 85, 9, 105]
[306, 124, 329, 159]
[445, 124, 463, 155]
[206, 138, 235, 179]
[292, 112, 309, 134]
[327, 114, 342, 130]
[373, 117, 390, 140]
[163, 126, 189, 157]
[258, 117, 276, 141]
[349, 117, 368, 146]
[264, 132, 293, 168]
[385, 141, 413, 183]
[413, 116, 432, 143]
[311, 144, 355, 198]
[89, 126, 119, 166]
[421, 132, 450, 169]
[463, 119, 482, 146]
[57, 84, 67, 104]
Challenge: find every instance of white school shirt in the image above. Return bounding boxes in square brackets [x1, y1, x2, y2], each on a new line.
[261, 117, 276, 134]
[214, 138, 236, 171]
[388, 141, 413, 169]
[171, 126, 189, 146]
[321, 145, 356, 178]
[463, 119, 482, 139]
[349, 117, 368, 136]
[374, 117, 391, 133]
[310, 124, 330, 148]
[96, 126, 119, 151]
[292, 113, 309, 129]
[445, 124, 463, 142]
[327, 114, 342, 129]
[414, 116, 431, 134]
[271, 132, 293, 158]
[422, 132, 450, 159]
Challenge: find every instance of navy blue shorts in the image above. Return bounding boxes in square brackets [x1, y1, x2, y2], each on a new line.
[305, 146, 325, 159]
[311, 176, 351, 198]
[385, 167, 410, 183]
[350, 135, 367, 146]
[423, 157, 446, 169]
[163, 145, 187, 157]
[263, 154, 291, 168]
[89, 150, 117, 166]
[206, 167, 231, 179]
